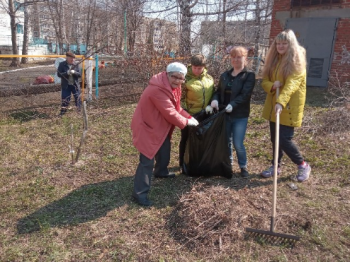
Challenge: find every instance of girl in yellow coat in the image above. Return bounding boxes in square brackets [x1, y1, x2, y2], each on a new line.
[260, 29, 311, 182]
[179, 54, 214, 172]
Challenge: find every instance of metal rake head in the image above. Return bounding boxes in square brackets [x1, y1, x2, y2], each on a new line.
[245, 227, 300, 248]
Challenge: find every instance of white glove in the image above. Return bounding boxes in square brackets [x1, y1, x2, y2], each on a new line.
[69, 70, 75, 75]
[275, 103, 283, 114]
[225, 104, 233, 113]
[205, 105, 213, 114]
[187, 117, 199, 126]
[211, 100, 219, 110]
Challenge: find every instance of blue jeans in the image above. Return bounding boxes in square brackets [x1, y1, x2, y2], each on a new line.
[225, 116, 248, 168]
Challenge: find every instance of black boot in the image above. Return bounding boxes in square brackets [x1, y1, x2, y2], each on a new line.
[240, 168, 249, 178]
[132, 194, 153, 207]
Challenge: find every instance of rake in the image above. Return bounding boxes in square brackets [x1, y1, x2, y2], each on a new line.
[246, 87, 300, 247]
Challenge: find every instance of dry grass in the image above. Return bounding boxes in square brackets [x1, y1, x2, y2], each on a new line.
[0, 85, 350, 261]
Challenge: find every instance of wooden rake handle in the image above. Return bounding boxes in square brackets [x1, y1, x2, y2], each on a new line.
[271, 87, 280, 232]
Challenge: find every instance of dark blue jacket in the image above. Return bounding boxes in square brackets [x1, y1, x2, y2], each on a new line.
[212, 67, 255, 119]
[57, 60, 81, 89]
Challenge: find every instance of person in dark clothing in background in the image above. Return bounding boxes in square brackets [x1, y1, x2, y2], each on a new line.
[57, 51, 81, 116]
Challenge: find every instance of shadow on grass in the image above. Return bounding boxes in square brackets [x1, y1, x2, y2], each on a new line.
[17, 177, 134, 234]
[16, 174, 195, 234]
[10, 110, 49, 122]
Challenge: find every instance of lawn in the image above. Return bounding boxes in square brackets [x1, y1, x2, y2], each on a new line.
[0, 86, 349, 261]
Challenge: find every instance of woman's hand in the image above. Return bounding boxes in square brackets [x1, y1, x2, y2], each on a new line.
[205, 105, 213, 114]
[187, 117, 199, 126]
[271, 81, 282, 91]
[225, 104, 233, 113]
[275, 103, 283, 114]
[210, 100, 219, 110]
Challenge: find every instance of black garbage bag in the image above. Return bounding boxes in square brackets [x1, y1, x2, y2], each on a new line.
[183, 110, 232, 178]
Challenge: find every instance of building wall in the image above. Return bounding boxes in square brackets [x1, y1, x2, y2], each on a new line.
[332, 18, 350, 80]
[271, 0, 350, 84]
[141, 17, 178, 54]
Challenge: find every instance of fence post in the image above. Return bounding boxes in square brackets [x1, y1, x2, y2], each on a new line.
[95, 54, 99, 99]
[81, 58, 85, 102]
[255, 54, 262, 75]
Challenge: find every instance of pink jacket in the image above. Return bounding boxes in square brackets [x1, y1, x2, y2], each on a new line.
[131, 72, 191, 159]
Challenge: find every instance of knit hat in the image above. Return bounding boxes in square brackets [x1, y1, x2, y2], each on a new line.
[166, 62, 187, 76]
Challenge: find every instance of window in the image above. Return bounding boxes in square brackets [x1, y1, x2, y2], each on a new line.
[292, 0, 341, 7]
[308, 58, 324, 78]
[14, 1, 24, 11]
[16, 24, 23, 34]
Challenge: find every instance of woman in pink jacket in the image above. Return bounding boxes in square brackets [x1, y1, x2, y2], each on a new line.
[131, 62, 199, 206]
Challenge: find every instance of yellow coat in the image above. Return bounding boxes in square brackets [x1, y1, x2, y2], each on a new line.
[262, 66, 307, 127]
[182, 66, 214, 115]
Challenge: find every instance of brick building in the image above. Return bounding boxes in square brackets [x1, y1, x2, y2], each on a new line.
[270, 0, 350, 87]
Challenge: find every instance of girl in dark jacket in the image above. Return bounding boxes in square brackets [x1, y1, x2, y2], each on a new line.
[208, 46, 255, 178]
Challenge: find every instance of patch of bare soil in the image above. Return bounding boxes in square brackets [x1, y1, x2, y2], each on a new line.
[0, 64, 56, 88]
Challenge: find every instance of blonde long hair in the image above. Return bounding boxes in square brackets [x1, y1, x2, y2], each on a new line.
[262, 29, 307, 81]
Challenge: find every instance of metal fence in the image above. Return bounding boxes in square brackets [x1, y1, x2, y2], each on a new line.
[0, 53, 264, 119]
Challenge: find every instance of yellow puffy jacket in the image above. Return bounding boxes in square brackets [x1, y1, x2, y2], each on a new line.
[262, 65, 307, 127]
[181, 66, 214, 115]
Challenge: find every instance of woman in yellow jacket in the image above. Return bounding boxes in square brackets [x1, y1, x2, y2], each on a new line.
[179, 54, 214, 172]
[260, 29, 311, 182]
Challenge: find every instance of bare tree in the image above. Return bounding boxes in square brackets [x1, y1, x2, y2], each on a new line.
[0, 0, 272, 62]
[8, 0, 19, 66]
[21, 0, 29, 64]
[145, 0, 253, 56]
[252, 0, 272, 67]
[47, 0, 68, 54]
[83, 0, 97, 51]
[111, 0, 146, 54]
[0, 0, 47, 66]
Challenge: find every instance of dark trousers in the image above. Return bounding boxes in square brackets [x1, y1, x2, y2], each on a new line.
[61, 84, 81, 113]
[269, 121, 304, 166]
[133, 136, 171, 201]
[179, 126, 189, 167]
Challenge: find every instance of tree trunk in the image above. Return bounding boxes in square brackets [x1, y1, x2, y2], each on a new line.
[254, 0, 261, 71]
[75, 5, 81, 55]
[59, 42, 64, 54]
[47, 0, 65, 54]
[85, 0, 97, 53]
[178, 0, 192, 57]
[128, 31, 135, 52]
[147, 20, 154, 52]
[21, 1, 29, 64]
[9, 0, 20, 67]
[222, 0, 227, 43]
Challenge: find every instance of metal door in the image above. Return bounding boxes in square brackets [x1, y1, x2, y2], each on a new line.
[286, 17, 338, 87]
